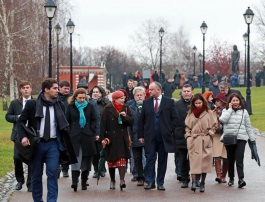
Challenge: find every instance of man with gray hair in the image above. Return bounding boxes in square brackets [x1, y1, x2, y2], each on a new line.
[128, 86, 146, 186]
[218, 81, 245, 102]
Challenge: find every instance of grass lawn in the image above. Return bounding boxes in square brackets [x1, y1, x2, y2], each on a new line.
[0, 86, 264, 178]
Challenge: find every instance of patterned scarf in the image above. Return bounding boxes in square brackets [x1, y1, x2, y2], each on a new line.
[74, 100, 88, 128]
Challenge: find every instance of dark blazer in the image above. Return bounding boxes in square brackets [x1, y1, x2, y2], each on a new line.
[5, 99, 23, 141]
[100, 103, 134, 161]
[66, 103, 97, 157]
[17, 99, 77, 164]
[138, 96, 178, 153]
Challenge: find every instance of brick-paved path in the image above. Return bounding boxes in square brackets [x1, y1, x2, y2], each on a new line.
[9, 134, 265, 202]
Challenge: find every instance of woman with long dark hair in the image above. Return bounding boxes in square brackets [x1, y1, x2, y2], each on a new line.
[219, 93, 255, 188]
[185, 93, 217, 193]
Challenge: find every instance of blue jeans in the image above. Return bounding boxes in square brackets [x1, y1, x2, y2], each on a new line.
[31, 141, 60, 202]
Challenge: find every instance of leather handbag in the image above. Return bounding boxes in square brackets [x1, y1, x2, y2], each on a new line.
[222, 111, 244, 146]
[15, 124, 40, 160]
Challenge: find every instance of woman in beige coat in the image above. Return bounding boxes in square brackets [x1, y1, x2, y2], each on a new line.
[185, 93, 217, 193]
[212, 93, 227, 183]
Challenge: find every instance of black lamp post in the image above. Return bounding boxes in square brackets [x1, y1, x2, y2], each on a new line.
[55, 23, 61, 83]
[44, 0, 57, 78]
[243, 7, 254, 115]
[243, 33, 248, 87]
[192, 46, 197, 76]
[200, 21, 208, 94]
[67, 19, 75, 94]
[159, 27, 165, 84]
[198, 53, 203, 73]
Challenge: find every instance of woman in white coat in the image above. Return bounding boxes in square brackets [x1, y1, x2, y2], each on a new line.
[219, 93, 255, 188]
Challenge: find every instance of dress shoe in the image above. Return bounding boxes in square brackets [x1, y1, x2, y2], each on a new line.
[181, 180, 189, 188]
[238, 179, 246, 188]
[63, 171, 69, 177]
[27, 186, 32, 192]
[200, 182, 205, 192]
[93, 172, 97, 178]
[144, 183, 156, 190]
[137, 179, 145, 186]
[131, 176, 137, 181]
[228, 178, 234, 186]
[15, 182, 23, 190]
[191, 181, 196, 192]
[177, 175, 182, 182]
[100, 171, 105, 177]
[120, 180, 126, 191]
[157, 184, 165, 191]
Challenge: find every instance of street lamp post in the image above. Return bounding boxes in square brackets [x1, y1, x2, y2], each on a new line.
[192, 46, 197, 76]
[66, 19, 75, 94]
[243, 7, 254, 115]
[198, 53, 203, 73]
[198, 53, 203, 88]
[200, 21, 208, 94]
[243, 33, 248, 87]
[159, 27, 165, 84]
[44, 0, 57, 78]
[55, 23, 61, 83]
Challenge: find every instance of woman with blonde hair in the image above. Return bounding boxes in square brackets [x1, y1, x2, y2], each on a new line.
[66, 88, 97, 191]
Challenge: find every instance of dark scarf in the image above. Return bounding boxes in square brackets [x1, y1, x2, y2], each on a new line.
[233, 105, 242, 112]
[192, 107, 206, 118]
[35, 93, 69, 130]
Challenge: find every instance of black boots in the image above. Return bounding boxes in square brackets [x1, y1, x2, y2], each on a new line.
[228, 178, 234, 186]
[191, 181, 196, 192]
[71, 170, 80, 192]
[238, 178, 246, 188]
[200, 182, 205, 192]
[81, 170, 89, 190]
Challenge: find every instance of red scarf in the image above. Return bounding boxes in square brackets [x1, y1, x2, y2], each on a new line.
[112, 101, 123, 112]
[192, 107, 205, 118]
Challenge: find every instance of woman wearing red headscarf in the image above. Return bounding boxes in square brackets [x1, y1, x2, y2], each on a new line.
[100, 90, 134, 191]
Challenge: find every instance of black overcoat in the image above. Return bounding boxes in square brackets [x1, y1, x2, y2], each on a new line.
[66, 103, 97, 157]
[100, 103, 134, 161]
[138, 96, 178, 153]
[17, 99, 77, 164]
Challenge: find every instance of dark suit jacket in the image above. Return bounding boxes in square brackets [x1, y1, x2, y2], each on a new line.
[17, 99, 77, 164]
[138, 96, 178, 153]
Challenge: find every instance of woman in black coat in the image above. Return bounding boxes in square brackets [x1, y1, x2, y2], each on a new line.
[66, 88, 97, 192]
[100, 90, 134, 191]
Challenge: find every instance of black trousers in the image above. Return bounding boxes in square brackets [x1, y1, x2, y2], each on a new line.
[225, 140, 246, 179]
[176, 148, 190, 181]
[132, 146, 145, 180]
[14, 151, 31, 188]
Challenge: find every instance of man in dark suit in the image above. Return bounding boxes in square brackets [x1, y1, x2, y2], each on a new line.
[5, 80, 33, 192]
[138, 81, 177, 191]
[17, 78, 76, 202]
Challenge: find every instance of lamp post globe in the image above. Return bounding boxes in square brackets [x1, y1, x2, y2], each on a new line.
[44, 0, 57, 78]
[159, 27, 164, 84]
[55, 23, 61, 83]
[200, 21, 208, 94]
[243, 32, 248, 87]
[192, 46, 197, 76]
[243, 7, 254, 115]
[66, 19, 75, 94]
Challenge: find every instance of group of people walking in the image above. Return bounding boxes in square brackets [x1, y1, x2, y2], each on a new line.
[5, 76, 256, 201]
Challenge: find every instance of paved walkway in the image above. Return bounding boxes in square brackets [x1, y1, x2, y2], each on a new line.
[8, 134, 265, 202]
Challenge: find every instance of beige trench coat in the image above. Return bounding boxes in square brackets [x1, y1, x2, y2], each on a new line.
[185, 110, 217, 174]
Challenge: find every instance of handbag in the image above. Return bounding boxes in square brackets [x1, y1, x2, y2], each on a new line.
[222, 111, 244, 146]
[15, 124, 40, 160]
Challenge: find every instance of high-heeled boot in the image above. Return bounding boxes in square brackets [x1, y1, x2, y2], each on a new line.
[200, 182, 205, 192]
[71, 170, 80, 192]
[191, 181, 196, 192]
[81, 170, 89, 190]
[215, 159, 222, 183]
[221, 160, 228, 183]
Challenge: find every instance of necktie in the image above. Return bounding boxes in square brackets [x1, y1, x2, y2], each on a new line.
[154, 98, 158, 113]
[43, 106, 50, 141]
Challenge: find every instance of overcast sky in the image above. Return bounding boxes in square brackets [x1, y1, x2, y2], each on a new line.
[69, 0, 261, 54]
